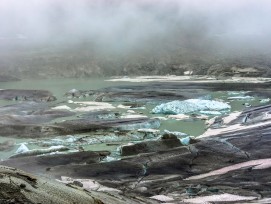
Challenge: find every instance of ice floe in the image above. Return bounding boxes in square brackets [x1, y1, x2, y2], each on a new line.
[52, 105, 72, 110]
[260, 98, 270, 103]
[15, 143, 29, 154]
[180, 136, 191, 145]
[152, 99, 230, 115]
[227, 96, 254, 100]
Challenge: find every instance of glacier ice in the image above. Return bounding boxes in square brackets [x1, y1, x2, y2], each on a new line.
[152, 99, 230, 115]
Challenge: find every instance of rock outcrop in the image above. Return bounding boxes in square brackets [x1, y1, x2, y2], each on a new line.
[0, 89, 56, 102]
[1, 81, 271, 203]
[0, 165, 156, 204]
[36, 104, 271, 203]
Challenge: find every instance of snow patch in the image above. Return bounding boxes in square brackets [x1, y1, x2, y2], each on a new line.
[184, 193, 256, 203]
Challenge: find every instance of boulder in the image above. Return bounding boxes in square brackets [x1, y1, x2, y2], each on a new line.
[120, 134, 181, 156]
[0, 165, 155, 204]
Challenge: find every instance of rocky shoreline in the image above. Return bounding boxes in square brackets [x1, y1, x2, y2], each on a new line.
[0, 78, 271, 203]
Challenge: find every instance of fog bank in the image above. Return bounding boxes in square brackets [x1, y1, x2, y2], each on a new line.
[1, 0, 270, 53]
[0, 0, 271, 77]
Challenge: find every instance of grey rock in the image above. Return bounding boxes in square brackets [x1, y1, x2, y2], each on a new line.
[0, 89, 56, 102]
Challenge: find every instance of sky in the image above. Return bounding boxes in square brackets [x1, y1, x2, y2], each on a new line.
[0, 0, 270, 57]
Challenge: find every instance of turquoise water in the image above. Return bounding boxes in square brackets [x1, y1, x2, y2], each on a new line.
[0, 78, 132, 102]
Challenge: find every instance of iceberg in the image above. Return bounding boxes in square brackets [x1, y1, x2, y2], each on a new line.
[15, 143, 29, 154]
[152, 99, 230, 115]
[227, 96, 254, 100]
[180, 136, 190, 145]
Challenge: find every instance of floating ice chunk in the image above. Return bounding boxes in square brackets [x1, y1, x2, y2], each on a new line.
[102, 156, 120, 162]
[227, 96, 254, 100]
[227, 91, 249, 96]
[138, 128, 160, 133]
[68, 89, 79, 93]
[52, 105, 72, 110]
[168, 114, 190, 120]
[180, 136, 190, 145]
[138, 128, 160, 138]
[120, 114, 148, 119]
[15, 144, 29, 154]
[48, 145, 66, 150]
[152, 99, 230, 115]
[200, 110, 222, 115]
[117, 104, 130, 109]
[66, 135, 76, 143]
[152, 116, 167, 120]
[11, 145, 69, 158]
[260, 98, 270, 103]
[243, 103, 251, 107]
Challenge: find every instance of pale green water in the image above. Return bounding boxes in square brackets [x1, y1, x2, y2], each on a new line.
[0, 78, 132, 103]
[0, 78, 269, 160]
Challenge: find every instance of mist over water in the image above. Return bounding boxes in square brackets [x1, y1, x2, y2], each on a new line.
[0, 0, 271, 76]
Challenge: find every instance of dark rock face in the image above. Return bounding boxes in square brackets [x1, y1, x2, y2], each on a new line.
[56, 118, 160, 134]
[32, 104, 271, 202]
[2, 82, 271, 202]
[0, 165, 155, 204]
[120, 134, 181, 156]
[0, 89, 56, 102]
[1, 151, 110, 174]
[0, 117, 159, 137]
[91, 82, 271, 103]
[0, 102, 75, 137]
[0, 101, 160, 137]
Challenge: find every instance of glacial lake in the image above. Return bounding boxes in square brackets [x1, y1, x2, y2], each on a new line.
[0, 78, 269, 160]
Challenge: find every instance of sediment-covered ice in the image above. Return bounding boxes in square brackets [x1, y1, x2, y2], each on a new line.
[152, 99, 230, 115]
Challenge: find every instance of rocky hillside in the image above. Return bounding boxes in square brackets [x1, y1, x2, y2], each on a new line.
[1, 45, 271, 79]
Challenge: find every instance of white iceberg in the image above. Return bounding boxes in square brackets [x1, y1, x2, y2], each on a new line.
[260, 98, 270, 103]
[15, 144, 29, 154]
[227, 96, 254, 100]
[152, 99, 230, 115]
[180, 137, 191, 145]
